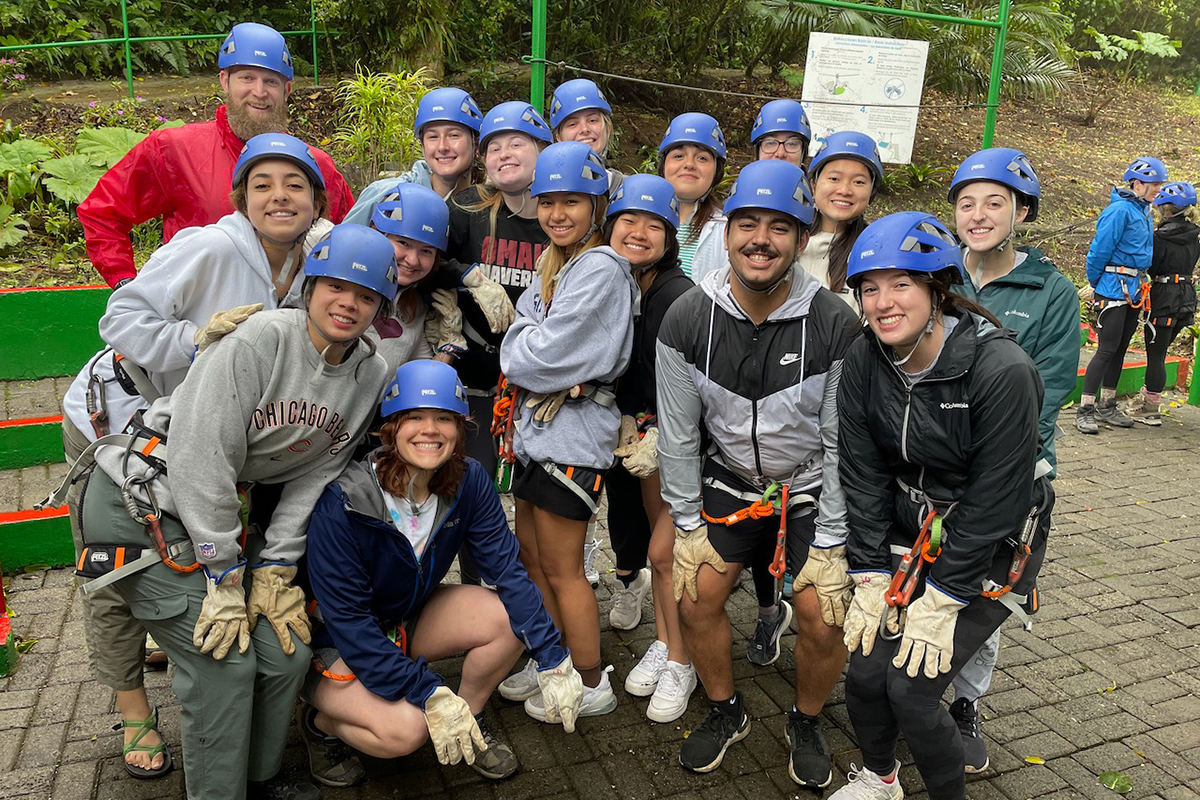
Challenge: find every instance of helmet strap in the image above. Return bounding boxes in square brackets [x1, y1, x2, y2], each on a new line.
[890, 302, 937, 369]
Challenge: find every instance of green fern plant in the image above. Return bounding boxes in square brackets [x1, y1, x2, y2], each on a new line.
[333, 65, 432, 186]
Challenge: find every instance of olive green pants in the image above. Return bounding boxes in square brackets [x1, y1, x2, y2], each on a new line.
[82, 472, 310, 800]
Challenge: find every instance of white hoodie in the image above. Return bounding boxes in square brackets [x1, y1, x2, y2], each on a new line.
[63, 212, 305, 439]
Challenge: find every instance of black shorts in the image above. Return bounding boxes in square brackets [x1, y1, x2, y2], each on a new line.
[513, 460, 606, 521]
[701, 460, 817, 569]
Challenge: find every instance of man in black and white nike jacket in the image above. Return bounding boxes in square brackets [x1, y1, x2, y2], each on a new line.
[655, 161, 860, 787]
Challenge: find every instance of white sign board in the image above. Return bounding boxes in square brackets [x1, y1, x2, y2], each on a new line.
[800, 32, 930, 164]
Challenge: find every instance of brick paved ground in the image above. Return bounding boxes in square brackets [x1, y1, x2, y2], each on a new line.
[3, 397, 1200, 800]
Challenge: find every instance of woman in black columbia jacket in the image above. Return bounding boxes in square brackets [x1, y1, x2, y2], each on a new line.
[827, 213, 1049, 800]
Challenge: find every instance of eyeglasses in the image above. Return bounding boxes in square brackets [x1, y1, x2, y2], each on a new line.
[759, 137, 806, 155]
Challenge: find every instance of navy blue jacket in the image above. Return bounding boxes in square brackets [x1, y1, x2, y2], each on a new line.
[306, 455, 566, 706]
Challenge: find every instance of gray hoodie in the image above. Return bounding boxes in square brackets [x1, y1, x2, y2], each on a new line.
[500, 245, 637, 469]
[96, 309, 389, 575]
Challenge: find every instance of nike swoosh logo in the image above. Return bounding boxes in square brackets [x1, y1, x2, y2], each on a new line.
[780, 354, 801, 366]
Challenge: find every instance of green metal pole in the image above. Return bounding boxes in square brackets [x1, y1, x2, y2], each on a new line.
[1191, 332, 1200, 405]
[311, 0, 320, 86]
[530, 0, 547, 113]
[981, 0, 1010, 147]
[120, 0, 134, 99]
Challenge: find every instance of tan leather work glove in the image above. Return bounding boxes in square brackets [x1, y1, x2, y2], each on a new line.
[194, 304, 264, 353]
[621, 427, 659, 478]
[193, 564, 250, 660]
[535, 654, 584, 733]
[672, 525, 727, 603]
[524, 386, 580, 423]
[892, 582, 969, 679]
[424, 288, 467, 354]
[246, 563, 312, 656]
[842, 570, 896, 658]
[303, 217, 336, 254]
[612, 415, 639, 457]
[462, 266, 515, 333]
[423, 686, 487, 765]
[792, 544, 854, 627]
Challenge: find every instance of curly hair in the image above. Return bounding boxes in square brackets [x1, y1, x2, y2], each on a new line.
[372, 414, 470, 499]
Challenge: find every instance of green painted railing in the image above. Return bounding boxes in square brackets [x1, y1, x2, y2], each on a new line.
[0, 0, 325, 99]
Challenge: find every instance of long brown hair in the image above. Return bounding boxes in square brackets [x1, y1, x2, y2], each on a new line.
[373, 414, 470, 499]
[657, 149, 726, 246]
[537, 195, 609, 304]
[812, 212, 868, 294]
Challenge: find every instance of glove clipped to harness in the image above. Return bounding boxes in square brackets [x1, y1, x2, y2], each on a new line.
[194, 304, 264, 354]
[620, 427, 659, 478]
[792, 544, 854, 627]
[892, 581, 968, 679]
[613, 415, 639, 455]
[524, 386, 580, 423]
[536, 654, 584, 733]
[672, 525, 728, 603]
[193, 563, 250, 660]
[422, 685, 488, 765]
[246, 563, 312, 656]
[842, 570, 896, 658]
[424, 288, 467, 356]
[462, 265, 516, 333]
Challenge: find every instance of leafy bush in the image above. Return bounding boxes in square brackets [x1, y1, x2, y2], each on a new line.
[332, 66, 431, 188]
[1077, 28, 1180, 124]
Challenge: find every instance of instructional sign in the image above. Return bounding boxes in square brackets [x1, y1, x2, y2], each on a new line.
[800, 32, 929, 164]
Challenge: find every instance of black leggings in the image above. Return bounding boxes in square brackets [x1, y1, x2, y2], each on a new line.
[1082, 300, 1139, 395]
[1144, 318, 1187, 394]
[845, 595, 1010, 800]
[606, 462, 651, 572]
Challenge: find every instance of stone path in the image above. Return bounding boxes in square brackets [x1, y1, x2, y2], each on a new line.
[2, 397, 1199, 799]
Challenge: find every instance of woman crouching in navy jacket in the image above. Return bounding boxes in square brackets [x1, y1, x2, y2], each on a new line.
[301, 360, 583, 788]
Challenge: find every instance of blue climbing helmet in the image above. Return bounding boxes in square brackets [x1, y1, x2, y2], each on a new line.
[1154, 181, 1197, 208]
[948, 147, 1041, 222]
[530, 141, 609, 198]
[217, 22, 293, 81]
[724, 160, 815, 228]
[607, 174, 681, 231]
[549, 78, 612, 129]
[846, 211, 964, 289]
[658, 112, 727, 160]
[750, 99, 811, 148]
[232, 133, 324, 191]
[415, 87, 483, 136]
[479, 101, 553, 151]
[807, 131, 884, 197]
[371, 183, 450, 252]
[305, 224, 399, 302]
[380, 359, 470, 418]
[1124, 157, 1169, 183]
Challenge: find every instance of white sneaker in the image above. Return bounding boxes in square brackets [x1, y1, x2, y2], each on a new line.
[609, 568, 651, 630]
[828, 762, 904, 800]
[624, 640, 668, 697]
[525, 666, 617, 720]
[647, 660, 697, 723]
[583, 536, 601, 587]
[498, 658, 540, 702]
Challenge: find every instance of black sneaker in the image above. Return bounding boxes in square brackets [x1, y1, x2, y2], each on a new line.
[950, 697, 990, 773]
[471, 710, 519, 780]
[247, 772, 320, 800]
[1096, 399, 1135, 428]
[785, 709, 832, 788]
[746, 601, 793, 666]
[1075, 404, 1099, 435]
[679, 697, 751, 773]
[296, 703, 366, 788]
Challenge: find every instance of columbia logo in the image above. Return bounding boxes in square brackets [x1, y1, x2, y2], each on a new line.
[940, 402, 969, 409]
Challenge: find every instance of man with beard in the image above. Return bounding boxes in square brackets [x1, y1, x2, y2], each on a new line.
[655, 160, 859, 788]
[78, 22, 354, 288]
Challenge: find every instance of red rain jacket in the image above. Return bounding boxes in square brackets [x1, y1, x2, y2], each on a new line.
[77, 104, 355, 287]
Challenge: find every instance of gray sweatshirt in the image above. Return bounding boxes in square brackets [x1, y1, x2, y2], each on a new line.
[500, 245, 637, 469]
[96, 309, 389, 575]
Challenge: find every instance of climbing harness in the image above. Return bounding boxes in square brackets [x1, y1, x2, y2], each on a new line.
[702, 479, 816, 592]
[491, 375, 517, 491]
[880, 509, 943, 641]
[311, 620, 407, 682]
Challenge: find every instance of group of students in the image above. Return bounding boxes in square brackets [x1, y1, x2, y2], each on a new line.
[45, 19, 1200, 800]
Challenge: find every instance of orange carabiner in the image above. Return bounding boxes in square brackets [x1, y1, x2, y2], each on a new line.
[768, 484, 790, 579]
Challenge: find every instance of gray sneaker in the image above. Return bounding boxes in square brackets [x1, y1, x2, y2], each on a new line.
[609, 568, 651, 630]
[1075, 404, 1099, 435]
[1096, 398, 1135, 428]
[746, 601, 793, 666]
[471, 711, 519, 780]
[949, 697, 990, 773]
[296, 703, 365, 788]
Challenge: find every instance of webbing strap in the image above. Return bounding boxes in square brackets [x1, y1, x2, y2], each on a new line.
[1104, 264, 1142, 277]
[702, 476, 817, 510]
[541, 462, 600, 516]
[114, 354, 162, 402]
[37, 432, 167, 510]
[81, 540, 193, 594]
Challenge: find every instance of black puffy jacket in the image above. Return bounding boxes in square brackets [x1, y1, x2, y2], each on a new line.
[837, 310, 1044, 600]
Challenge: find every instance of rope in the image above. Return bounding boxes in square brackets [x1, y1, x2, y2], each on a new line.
[526, 57, 994, 110]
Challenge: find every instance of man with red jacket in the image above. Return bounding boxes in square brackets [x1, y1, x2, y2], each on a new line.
[78, 22, 355, 288]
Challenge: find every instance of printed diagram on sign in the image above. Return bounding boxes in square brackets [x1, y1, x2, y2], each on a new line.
[816, 72, 862, 102]
[875, 133, 901, 160]
[883, 78, 905, 100]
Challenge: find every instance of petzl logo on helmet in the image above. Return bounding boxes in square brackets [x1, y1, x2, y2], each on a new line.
[550, 172, 562, 180]
[421, 389, 437, 396]
[861, 249, 875, 257]
[269, 140, 286, 148]
[971, 164, 986, 170]
[684, 127, 697, 134]
[574, 94, 587, 102]
[432, 104, 446, 112]
[775, 116, 788, 123]
[254, 49, 267, 58]
[351, 261, 367, 272]
[756, 188, 773, 195]
[640, 194, 655, 202]
[422, 224, 435, 233]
